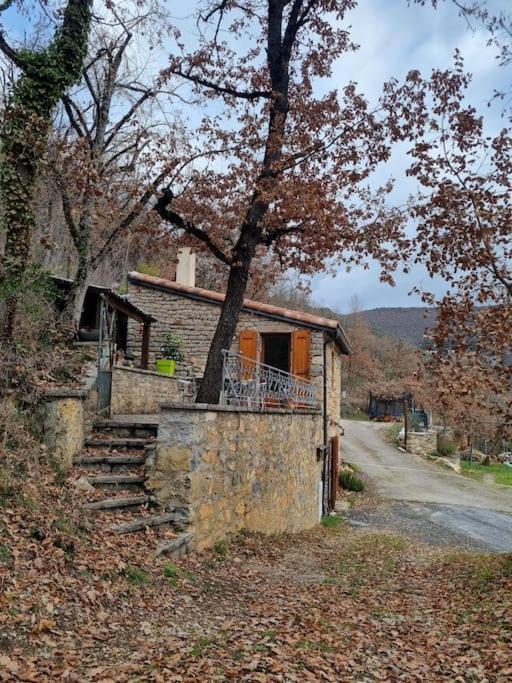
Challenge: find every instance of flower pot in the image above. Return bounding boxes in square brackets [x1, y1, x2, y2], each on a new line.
[156, 359, 176, 376]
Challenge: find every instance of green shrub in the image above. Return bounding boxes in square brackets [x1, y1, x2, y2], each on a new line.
[436, 436, 457, 458]
[339, 470, 365, 492]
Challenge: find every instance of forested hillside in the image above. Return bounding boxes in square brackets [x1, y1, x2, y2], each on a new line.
[357, 307, 437, 348]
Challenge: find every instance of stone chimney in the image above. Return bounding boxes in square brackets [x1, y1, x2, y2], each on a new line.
[175, 247, 196, 287]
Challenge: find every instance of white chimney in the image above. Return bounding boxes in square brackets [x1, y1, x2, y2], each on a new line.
[175, 247, 196, 287]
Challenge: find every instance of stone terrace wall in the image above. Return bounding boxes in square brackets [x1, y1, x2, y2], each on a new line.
[126, 282, 324, 385]
[111, 366, 180, 415]
[406, 431, 438, 457]
[149, 403, 323, 551]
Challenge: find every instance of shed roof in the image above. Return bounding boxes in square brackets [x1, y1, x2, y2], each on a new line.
[104, 291, 156, 324]
[128, 271, 351, 354]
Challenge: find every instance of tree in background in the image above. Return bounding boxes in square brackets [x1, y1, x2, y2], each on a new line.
[0, 0, 93, 340]
[48, 1, 185, 324]
[384, 43, 511, 429]
[155, 0, 407, 403]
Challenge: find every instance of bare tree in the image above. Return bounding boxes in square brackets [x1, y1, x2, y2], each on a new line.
[52, 1, 183, 324]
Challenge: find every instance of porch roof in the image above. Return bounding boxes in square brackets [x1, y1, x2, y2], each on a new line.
[128, 271, 351, 354]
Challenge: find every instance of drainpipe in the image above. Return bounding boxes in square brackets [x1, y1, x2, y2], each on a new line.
[321, 335, 330, 515]
[323, 335, 329, 455]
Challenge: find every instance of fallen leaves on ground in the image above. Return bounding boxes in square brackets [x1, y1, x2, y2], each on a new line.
[0, 468, 511, 682]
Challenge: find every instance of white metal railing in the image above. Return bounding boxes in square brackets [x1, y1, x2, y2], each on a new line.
[221, 349, 319, 410]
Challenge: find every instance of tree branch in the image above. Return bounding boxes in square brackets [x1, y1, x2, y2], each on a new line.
[61, 94, 89, 140]
[154, 189, 232, 265]
[104, 88, 154, 149]
[169, 67, 270, 100]
[90, 168, 169, 269]
[0, 32, 24, 68]
[263, 222, 305, 246]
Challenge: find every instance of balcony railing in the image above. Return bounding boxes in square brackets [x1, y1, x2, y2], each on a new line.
[221, 349, 319, 410]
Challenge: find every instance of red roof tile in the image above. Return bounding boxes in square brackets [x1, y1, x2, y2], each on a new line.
[128, 271, 351, 353]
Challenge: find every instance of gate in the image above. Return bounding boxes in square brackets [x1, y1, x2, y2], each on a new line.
[97, 296, 114, 417]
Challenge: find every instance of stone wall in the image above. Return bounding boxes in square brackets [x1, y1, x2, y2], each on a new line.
[149, 403, 323, 551]
[326, 340, 342, 435]
[41, 366, 98, 470]
[406, 431, 438, 458]
[126, 281, 325, 384]
[43, 393, 85, 470]
[111, 366, 181, 415]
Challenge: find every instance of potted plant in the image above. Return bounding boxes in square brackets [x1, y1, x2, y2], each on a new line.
[156, 332, 184, 376]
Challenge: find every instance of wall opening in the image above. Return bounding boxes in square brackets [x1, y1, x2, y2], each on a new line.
[261, 333, 291, 373]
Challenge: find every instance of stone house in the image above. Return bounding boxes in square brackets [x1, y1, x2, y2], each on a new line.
[124, 269, 350, 446]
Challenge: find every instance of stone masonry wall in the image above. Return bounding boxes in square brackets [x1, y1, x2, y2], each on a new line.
[406, 431, 438, 458]
[326, 339, 342, 437]
[126, 282, 325, 388]
[111, 366, 180, 415]
[149, 403, 323, 551]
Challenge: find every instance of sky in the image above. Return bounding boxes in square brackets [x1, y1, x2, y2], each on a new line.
[1, 1, 509, 313]
[308, 0, 509, 313]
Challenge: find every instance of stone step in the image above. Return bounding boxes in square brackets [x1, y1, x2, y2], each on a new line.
[112, 512, 181, 535]
[84, 495, 149, 510]
[157, 533, 194, 558]
[86, 474, 146, 490]
[93, 420, 158, 439]
[84, 438, 150, 450]
[74, 454, 146, 467]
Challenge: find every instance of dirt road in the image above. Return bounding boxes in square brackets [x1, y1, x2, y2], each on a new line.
[341, 420, 512, 551]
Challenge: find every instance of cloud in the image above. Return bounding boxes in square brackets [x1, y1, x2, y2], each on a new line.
[310, 0, 507, 312]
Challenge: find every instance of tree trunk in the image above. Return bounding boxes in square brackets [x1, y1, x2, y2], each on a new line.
[195, 245, 255, 404]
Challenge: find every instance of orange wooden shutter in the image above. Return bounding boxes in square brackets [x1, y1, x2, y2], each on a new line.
[239, 330, 258, 379]
[239, 330, 258, 360]
[291, 330, 311, 380]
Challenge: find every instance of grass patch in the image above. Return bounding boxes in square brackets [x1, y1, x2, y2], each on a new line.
[52, 516, 77, 535]
[191, 637, 216, 657]
[0, 545, 11, 563]
[296, 639, 335, 653]
[321, 515, 344, 529]
[163, 561, 197, 587]
[124, 564, 150, 586]
[440, 552, 512, 591]
[213, 539, 228, 555]
[339, 470, 365, 492]
[436, 436, 457, 458]
[385, 423, 402, 446]
[323, 576, 338, 585]
[330, 533, 407, 590]
[461, 461, 512, 487]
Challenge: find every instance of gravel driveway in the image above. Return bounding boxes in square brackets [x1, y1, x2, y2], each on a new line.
[341, 420, 512, 552]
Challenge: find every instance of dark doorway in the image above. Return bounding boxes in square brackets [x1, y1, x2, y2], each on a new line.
[261, 333, 290, 373]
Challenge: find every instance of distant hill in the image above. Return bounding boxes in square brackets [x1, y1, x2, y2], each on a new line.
[357, 307, 437, 348]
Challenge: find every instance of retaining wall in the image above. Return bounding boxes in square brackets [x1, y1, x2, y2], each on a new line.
[110, 366, 181, 415]
[150, 402, 323, 551]
[406, 430, 438, 457]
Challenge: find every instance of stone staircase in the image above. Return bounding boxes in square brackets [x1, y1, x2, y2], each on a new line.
[72, 419, 190, 552]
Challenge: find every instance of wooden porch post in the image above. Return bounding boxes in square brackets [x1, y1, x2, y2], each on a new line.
[141, 322, 151, 369]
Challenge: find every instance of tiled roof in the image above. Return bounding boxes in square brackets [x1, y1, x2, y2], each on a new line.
[128, 271, 351, 354]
